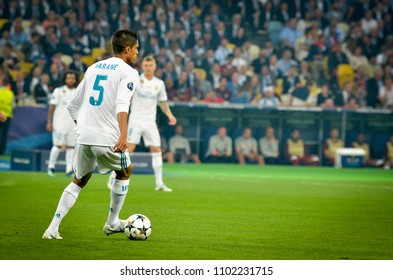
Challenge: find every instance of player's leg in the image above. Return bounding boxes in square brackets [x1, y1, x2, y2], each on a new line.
[145, 123, 172, 192]
[97, 147, 133, 235]
[104, 165, 133, 235]
[65, 130, 76, 177]
[48, 130, 67, 177]
[43, 144, 95, 239]
[150, 145, 172, 191]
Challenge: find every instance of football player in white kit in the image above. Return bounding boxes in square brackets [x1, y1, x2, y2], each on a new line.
[46, 71, 78, 177]
[108, 55, 177, 192]
[42, 29, 139, 239]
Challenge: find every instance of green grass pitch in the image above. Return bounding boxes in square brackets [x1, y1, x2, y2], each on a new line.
[1, 164, 392, 260]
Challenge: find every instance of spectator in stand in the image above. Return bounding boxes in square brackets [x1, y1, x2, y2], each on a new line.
[230, 78, 251, 104]
[175, 71, 191, 102]
[384, 135, 393, 170]
[259, 85, 280, 107]
[164, 76, 178, 101]
[215, 77, 231, 103]
[317, 83, 335, 108]
[277, 49, 298, 77]
[207, 63, 222, 89]
[235, 127, 264, 165]
[204, 89, 224, 104]
[279, 18, 302, 49]
[11, 72, 29, 105]
[214, 38, 232, 66]
[352, 132, 384, 167]
[366, 69, 384, 108]
[195, 71, 212, 98]
[284, 129, 319, 166]
[169, 125, 201, 164]
[48, 63, 63, 89]
[378, 77, 393, 109]
[231, 47, 247, 72]
[251, 49, 269, 75]
[249, 75, 263, 104]
[205, 126, 232, 163]
[259, 127, 280, 165]
[9, 17, 29, 50]
[34, 73, 52, 105]
[323, 128, 344, 165]
[328, 43, 349, 89]
[282, 65, 301, 95]
[334, 82, 355, 108]
[69, 52, 87, 75]
[348, 46, 369, 72]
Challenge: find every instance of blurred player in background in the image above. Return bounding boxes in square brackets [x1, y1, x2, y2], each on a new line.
[108, 55, 177, 192]
[43, 29, 139, 239]
[46, 71, 78, 177]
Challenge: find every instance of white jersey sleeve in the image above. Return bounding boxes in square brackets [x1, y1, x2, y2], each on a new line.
[49, 88, 60, 106]
[158, 79, 168, 102]
[68, 57, 139, 146]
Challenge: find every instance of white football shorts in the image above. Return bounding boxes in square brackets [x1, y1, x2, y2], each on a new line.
[52, 128, 75, 147]
[73, 144, 132, 179]
[127, 120, 161, 147]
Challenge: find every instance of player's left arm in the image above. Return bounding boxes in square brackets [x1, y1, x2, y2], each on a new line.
[159, 101, 177, 125]
[158, 80, 176, 125]
[115, 68, 139, 152]
[68, 73, 87, 123]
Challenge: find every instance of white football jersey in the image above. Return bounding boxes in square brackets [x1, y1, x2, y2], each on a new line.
[68, 57, 139, 146]
[50, 85, 75, 130]
[129, 74, 168, 122]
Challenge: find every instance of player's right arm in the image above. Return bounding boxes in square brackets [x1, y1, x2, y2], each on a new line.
[68, 72, 87, 123]
[46, 88, 59, 131]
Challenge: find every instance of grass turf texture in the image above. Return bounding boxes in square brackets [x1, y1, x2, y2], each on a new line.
[0, 164, 392, 260]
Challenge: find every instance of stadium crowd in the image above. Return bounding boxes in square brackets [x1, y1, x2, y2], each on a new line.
[1, 0, 393, 166]
[0, 0, 393, 108]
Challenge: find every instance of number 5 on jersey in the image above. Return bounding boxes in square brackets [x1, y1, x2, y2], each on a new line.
[90, 75, 108, 106]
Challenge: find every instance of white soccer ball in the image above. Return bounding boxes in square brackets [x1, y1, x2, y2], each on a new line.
[124, 214, 152, 240]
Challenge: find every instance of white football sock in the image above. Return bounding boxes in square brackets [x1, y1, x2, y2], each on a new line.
[152, 152, 164, 186]
[47, 182, 81, 233]
[106, 179, 129, 227]
[48, 146, 60, 169]
[65, 148, 74, 173]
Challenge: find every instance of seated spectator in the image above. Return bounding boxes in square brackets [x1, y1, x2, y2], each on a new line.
[352, 133, 384, 167]
[384, 136, 393, 170]
[277, 49, 298, 77]
[334, 82, 356, 108]
[323, 128, 344, 165]
[235, 128, 264, 165]
[214, 77, 231, 102]
[259, 127, 280, 164]
[317, 84, 335, 108]
[378, 77, 393, 109]
[161, 135, 174, 163]
[259, 86, 280, 107]
[205, 126, 232, 163]
[230, 79, 251, 104]
[366, 69, 383, 108]
[69, 52, 88, 75]
[290, 81, 314, 107]
[169, 125, 201, 164]
[284, 129, 319, 166]
[204, 89, 224, 104]
[279, 18, 302, 49]
[33, 73, 52, 104]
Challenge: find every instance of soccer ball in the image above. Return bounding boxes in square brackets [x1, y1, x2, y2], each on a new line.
[124, 214, 152, 240]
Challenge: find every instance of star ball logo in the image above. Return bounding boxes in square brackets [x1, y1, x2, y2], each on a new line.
[127, 82, 134, 91]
